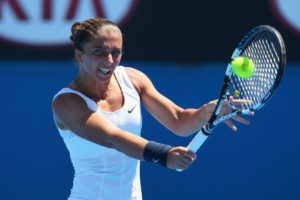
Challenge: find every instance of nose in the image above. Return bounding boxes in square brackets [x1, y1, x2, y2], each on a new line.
[104, 53, 114, 65]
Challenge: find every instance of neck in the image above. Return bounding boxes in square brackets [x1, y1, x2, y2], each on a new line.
[73, 75, 114, 100]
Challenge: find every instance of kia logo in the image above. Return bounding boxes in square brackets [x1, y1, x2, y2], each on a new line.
[0, 0, 139, 46]
[270, 0, 300, 36]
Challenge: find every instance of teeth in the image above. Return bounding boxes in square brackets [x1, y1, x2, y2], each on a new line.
[98, 68, 111, 75]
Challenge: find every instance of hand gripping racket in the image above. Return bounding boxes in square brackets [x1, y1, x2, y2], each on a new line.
[181, 25, 286, 170]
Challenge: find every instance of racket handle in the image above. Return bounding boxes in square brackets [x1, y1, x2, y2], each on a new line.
[187, 129, 209, 153]
[176, 129, 209, 172]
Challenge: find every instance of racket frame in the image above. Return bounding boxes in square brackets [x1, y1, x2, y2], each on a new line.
[180, 25, 286, 166]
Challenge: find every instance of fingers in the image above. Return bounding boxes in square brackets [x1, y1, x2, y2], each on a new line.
[233, 115, 250, 125]
[180, 150, 196, 166]
[224, 119, 237, 131]
[228, 96, 253, 105]
[174, 156, 193, 170]
[249, 111, 255, 116]
[205, 97, 255, 134]
[225, 115, 251, 131]
[176, 147, 196, 165]
[230, 99, 252, 105]
[182, 148, 197, 160]
[225, 113, 253, 131]
[167, 147, 196, 171]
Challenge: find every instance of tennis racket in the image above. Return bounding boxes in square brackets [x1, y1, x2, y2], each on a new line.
[182, 25, 286, 167]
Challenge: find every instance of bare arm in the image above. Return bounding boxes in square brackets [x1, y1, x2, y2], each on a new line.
[52, 93, 148, 159]
[126, 67, 251, 136]
[52, 93, 195, 170]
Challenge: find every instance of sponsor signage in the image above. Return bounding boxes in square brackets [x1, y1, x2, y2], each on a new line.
[0, 0, 138, 46]
[271, 0, 300, 36]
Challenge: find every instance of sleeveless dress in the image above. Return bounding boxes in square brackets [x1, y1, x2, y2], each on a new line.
[53, 66, 143, 200]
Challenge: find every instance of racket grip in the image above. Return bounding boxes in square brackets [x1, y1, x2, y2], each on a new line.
[187, 129, 209, 153]
[176, 129, 209, 172]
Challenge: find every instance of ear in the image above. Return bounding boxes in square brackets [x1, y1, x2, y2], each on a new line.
[75, 49, 83, 62]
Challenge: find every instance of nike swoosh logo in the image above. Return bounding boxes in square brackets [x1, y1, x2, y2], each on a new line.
[128, 105, 136, 114]
[152, 158, 160, 163]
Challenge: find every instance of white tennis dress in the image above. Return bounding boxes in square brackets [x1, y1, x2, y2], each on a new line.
[53, 66, 143, 200]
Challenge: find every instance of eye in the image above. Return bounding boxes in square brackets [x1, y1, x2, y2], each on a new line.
[94, 48, 105, 55]
[111, 49, 121, 57]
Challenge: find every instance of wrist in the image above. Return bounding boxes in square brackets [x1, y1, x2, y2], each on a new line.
[143, 141, 172, 167]
[198, 104, 211, 123]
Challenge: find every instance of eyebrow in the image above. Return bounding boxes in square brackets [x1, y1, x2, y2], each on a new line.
[93, 47, 121, 50]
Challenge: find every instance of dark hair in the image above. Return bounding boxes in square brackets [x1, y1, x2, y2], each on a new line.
[70, 17, 121, 51]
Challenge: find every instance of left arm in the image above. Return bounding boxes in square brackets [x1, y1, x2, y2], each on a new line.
[124, 68, 214, 136]
[126, 67, 251, 137]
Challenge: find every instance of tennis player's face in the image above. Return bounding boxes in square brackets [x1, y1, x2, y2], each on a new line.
[78, 31, 123, 82]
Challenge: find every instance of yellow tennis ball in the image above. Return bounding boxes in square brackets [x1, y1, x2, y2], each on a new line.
[231, 56, 255, 78]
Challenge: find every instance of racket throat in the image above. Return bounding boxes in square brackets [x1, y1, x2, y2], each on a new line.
[202, 123, 213, 136]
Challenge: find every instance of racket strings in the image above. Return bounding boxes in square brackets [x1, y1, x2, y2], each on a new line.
[229, 30, 282, 110]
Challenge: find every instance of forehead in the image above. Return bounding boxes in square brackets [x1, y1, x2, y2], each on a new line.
[84, 31, 123, 49]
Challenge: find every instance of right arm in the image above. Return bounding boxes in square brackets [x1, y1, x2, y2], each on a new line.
[52, 93, 195, 170]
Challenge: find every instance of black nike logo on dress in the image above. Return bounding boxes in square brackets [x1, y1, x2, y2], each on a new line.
[128, 105, 136, 114]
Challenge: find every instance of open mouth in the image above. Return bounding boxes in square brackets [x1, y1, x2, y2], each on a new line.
[97, 68, 112, 75]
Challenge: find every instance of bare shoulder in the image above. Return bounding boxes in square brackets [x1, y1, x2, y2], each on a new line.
[124, 67, 153, 95]
[52, 92, 91, 129]
[52, 93, 87, 114]
[124, 67, 149, 82]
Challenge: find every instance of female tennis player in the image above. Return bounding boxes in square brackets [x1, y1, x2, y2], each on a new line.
[52, 17, 252, 200]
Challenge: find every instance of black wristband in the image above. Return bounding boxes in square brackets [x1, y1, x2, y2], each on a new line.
[143, 141, 172, 167]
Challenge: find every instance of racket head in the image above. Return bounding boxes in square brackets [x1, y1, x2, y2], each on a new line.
[226, 25, 286, 112]
[186, 26, 286, 152]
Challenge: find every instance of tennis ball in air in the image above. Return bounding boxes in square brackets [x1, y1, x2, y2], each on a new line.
[231, 56, 255, 78]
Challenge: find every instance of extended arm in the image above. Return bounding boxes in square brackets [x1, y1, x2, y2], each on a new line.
[52, 93, 195, 170]
[126, 67, 251, 136]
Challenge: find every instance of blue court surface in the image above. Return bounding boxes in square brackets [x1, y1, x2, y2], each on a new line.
[0, 61, 299, 200]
